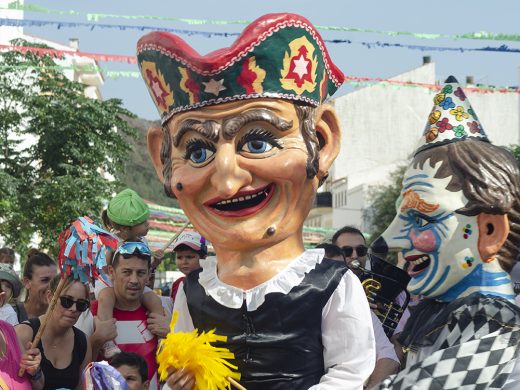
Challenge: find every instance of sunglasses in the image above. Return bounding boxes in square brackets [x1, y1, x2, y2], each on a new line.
[341, 245, 368, 258]
[60, 296, 90, 312]
[114, 241, 152, 259]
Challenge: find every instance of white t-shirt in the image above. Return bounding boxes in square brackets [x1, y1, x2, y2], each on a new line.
[0, 304, 18, 326]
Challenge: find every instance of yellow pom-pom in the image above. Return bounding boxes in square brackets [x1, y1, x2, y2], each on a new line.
[157, 311, 242, 390]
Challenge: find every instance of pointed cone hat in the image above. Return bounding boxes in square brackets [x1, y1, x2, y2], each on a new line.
[415, 76, 489, 156]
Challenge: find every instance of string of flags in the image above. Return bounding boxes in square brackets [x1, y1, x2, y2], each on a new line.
[1, 54, 518, 94]
[1, 17, 520, 54]
[4, 1, 520, 43]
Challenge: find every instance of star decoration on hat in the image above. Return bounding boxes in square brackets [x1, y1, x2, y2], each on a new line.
[285, 46, 313, 88]
[203, 78, 226, 96]
[146, 69, 169, 109]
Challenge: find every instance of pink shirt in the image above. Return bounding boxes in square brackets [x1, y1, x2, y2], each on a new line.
[0, 320, 32, 390]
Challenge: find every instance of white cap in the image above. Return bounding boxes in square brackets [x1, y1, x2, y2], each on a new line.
[172, 231, 206, 252]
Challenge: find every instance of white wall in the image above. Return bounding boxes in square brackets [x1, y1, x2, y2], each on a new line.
[329, 62, 520, 231]
[0, 0, 23, 45]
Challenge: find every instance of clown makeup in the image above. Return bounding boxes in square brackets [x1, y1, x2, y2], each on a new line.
[164, 99, 318, 252]
[380, 160, 513, 301]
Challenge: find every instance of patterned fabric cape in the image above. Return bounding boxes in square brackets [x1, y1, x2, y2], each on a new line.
[378, 292, 520, 390]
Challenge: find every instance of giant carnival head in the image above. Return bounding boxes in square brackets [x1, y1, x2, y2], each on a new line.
[138, 14, 343, 252]
[374, 77, 520, 302]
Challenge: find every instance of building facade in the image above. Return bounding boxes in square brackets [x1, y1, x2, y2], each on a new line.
[306, 59, 520, 233]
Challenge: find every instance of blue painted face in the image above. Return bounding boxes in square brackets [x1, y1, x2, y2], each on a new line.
[381, 161, 512, 301]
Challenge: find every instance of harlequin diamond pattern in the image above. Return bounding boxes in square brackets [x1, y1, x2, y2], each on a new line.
[379, 329, 520, 389]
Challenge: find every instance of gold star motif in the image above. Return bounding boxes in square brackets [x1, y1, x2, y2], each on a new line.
[203, 78, 226, 96]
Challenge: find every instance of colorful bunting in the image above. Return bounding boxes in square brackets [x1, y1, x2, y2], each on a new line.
[0, 51, 518, 95]
[1, 18, 520, 54]
[4, 1, 520, 43]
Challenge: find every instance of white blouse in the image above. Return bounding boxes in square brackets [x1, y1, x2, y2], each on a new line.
[173, 249, 376, 389]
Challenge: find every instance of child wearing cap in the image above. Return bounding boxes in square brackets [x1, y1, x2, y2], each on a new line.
[97, 188, 165, 358]
[0, 264, 22, 325]
[170, 232, 207, 302]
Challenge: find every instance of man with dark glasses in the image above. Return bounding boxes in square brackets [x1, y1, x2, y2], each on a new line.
[332, 226, 370, 269]
[77, 241, 167, 390]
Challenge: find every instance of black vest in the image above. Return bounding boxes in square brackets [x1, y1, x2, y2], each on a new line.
[184, 258, 347, 390]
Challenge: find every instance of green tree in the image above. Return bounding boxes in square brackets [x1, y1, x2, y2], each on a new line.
[363, 165, 407, 244]
[117, 116, 179, 208]
[0, 40, 136, 256]
[506, 144, 520, 165]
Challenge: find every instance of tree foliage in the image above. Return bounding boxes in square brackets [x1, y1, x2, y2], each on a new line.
[117, 116, 179, 208]
[506, 144, 520, 166]
[0, 40, 137, 256]
[363, 165, 407, 244]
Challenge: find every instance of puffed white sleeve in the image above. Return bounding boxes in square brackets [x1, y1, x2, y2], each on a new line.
[309, 270, 376, 389]
[371, 312, 399, 363]
[171, 282, 195, 332]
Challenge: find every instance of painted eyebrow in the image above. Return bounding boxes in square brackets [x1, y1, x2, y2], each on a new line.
[222, 108, 293, 140]
[403, 181, 433, 191]
[173, 119, 220, 147]
[403, 173, 429, 183]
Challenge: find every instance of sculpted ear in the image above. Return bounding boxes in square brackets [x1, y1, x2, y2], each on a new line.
[477, 213, 509, 262]
[147, 127, 165, 181]
[314, 104, 341, 178]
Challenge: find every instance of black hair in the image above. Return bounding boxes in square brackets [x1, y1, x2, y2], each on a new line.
[332, 226, 366, 245]
[112, 251, 151, 270]
[111, 351, 148, 383]
[315, 243, 344, 260]
[23, 251, 56, 280]
[174, 244, 206, 258]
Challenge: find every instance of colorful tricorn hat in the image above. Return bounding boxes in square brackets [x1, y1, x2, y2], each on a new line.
[137, 13, 345, 125]
[416, 76, 489, 156]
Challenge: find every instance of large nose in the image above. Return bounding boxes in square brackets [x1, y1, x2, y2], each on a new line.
[129, 271, 139, 284]
[210, 144, 252, 198]
[376, 216, 412, 254]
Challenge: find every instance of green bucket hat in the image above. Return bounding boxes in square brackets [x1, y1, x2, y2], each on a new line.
[107, 189, 150, 227]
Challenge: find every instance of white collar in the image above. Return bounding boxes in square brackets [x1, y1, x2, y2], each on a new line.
[198, 249, 326, 311]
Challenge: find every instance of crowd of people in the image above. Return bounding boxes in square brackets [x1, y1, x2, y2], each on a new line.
[0, 220, 407, 390]
[1, 10, 520, 390]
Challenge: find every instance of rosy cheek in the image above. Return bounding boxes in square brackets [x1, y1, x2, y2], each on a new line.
[409, 229, 437, 252]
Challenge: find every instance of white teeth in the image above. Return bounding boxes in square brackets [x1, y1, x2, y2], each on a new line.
[411, 256, 429, 265]
[213, 187, 268, 206]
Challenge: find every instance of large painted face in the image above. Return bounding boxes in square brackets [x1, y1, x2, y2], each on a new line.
[381, 160, 493, 299]
[161, 99, 319, 252]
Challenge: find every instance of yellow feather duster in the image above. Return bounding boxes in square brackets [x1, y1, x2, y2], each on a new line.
[157, 311, 242, 390]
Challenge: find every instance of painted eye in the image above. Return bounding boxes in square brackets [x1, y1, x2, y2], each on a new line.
[415, 215, 430, 228]
[188, 147, 214, 164]
[183, 139, 216, 166]
[241, 140, 273, 154]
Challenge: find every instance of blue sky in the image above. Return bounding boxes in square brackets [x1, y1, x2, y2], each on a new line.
[21, 0, 520, 120]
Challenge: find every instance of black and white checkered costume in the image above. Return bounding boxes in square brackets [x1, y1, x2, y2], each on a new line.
[377, 293, 520, 390]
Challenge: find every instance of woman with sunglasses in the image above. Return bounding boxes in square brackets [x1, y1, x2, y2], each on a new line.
[15, 275, 92, 390]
